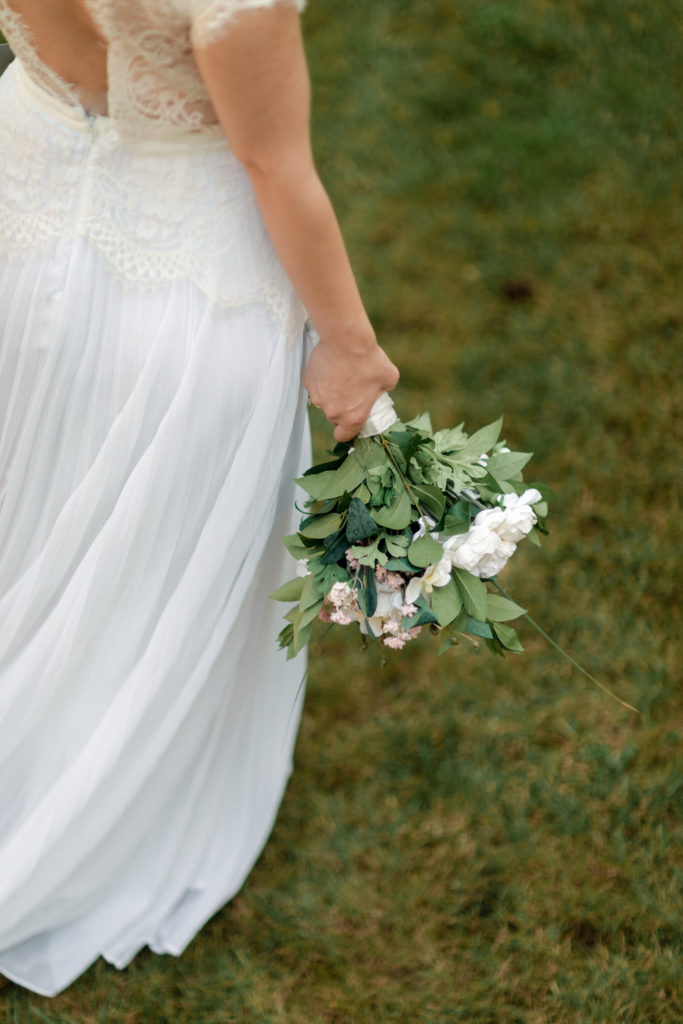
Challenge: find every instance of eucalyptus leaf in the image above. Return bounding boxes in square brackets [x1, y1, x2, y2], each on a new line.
[299, 512, 343, 539]
[270, 576, 306, 603]
[353, 483, 372, 503]
[324, 449, 367, 497]
[298, 598, 325, 629]
[372, 486, 412, 529]
[294, 470, 339, 499]
[407, 534, 443, 568]
[300, 574, 323, 612]
[282, 533, 310, 561]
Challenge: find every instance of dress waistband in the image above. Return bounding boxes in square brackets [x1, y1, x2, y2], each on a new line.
[13, 59, 227, 152]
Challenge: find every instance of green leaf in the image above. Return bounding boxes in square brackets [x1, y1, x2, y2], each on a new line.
[527, 528, 542, 548]
[346, 497, 380, 542]
[325, 449, 366, 497]
[321, 532, 349, 565]
[372, 486, 412, 529]
[442, 501, 473, 535]
[277, 623, 294, 650]
[353, 483, 372, 503]
[295, 470, 339, 499]
[465, 616, 494, 639]
[386, 556, 415, 572]
[410, 482, 446, 521]
[301, 456, 345, 477]
[403, 596, 439, 628]
[270, 576, 306, 603]
[282, 533, 310, 560]
[402, 412, 433, 432]
[292, 618, 314, 654]
[486, 451, 533, 480]
[486, 593, 527, 622]
[525, 481, 558, 503]
[433, 424, 468, 453]
[458, 417, 503, 459]
[357, 566, 377, 618]
[300, 573, 323, 612]
[407, 534, 443, 568]
[298, 598, 325, 629]
[355, 436, 389, 470]
[453, 568, 488, 620]
[492, 622, 525, 652]
[385, 533, 409, 556]
[437, 631, 454, 656]
[429, 577, 463, 627]
[319, 564, 349, 592]
[349, 537, 388, 567]
[299, 512, 344, 539]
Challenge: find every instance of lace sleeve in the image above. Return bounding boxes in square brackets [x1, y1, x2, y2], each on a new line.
[184, 0, 306, 49]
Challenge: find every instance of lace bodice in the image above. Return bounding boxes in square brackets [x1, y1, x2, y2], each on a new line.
[0, 0, 306, 136]
[0, 0, 308, 331]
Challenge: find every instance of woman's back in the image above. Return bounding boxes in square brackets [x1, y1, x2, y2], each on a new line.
[0, 0, 253, 129]
[4, 0, 106, 108]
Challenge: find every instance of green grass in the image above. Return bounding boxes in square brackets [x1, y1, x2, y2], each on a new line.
[2, 0, 682, 1021]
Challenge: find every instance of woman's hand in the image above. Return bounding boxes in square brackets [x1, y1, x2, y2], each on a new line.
[304, 333, 399, 442]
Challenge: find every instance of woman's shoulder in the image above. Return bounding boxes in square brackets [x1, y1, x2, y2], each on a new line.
[173, 0, 306, 48]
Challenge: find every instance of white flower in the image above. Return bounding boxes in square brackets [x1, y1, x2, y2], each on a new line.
[497, 489, 541, 542]
[443, 525, 516, 579]
[501, 488, 542, 508]
[473, 506, 506, 531]
[411, 514, 437, 540]
[404, 554, 452, 605]
[363, 583, 404, 638]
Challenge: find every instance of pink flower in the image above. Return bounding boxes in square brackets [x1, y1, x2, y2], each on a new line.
[383, 635, 406, 649]
[346, 549, 359, 571]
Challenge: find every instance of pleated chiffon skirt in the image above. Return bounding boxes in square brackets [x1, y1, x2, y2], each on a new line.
[0, 61, 310, 996]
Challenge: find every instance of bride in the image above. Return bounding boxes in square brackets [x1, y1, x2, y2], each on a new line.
[0, 0, 398, 996]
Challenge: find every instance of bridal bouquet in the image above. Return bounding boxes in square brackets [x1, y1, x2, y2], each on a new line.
[272, 394, 553, 660]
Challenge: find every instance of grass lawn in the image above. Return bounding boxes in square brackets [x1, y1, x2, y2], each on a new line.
[2, 0, 681, 1021]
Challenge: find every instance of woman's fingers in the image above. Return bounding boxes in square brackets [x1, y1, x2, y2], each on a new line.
[304, 339, 399, 441]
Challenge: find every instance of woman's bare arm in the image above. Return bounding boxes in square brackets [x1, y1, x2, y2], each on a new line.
[193, 3, 398, 441]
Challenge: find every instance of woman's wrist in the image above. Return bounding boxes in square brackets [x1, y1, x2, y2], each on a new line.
[316, 320, 377, 356]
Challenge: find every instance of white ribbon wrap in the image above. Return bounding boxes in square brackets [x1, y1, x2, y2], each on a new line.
[358, 392, 399, 437]
[303, 320, 398, 437]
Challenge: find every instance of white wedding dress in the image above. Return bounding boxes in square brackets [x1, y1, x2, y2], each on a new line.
[0, 0, 309, 997]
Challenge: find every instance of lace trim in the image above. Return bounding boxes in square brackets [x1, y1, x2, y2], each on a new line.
[0, 67, 305, 336]
[0, 1, 81, 109]
[0, 0, 307, 137]
[189, 0, 306, 48]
